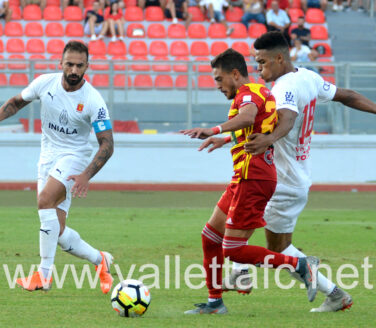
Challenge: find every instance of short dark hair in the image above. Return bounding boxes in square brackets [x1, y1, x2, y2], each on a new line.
[62, 41, 89, 61]
[254, 31, 290, 58]
[211, 48, 248, 77]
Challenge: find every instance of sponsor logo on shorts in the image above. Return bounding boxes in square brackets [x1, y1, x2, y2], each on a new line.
[264, 149, 274, 165]
[226, 217, 233, 225]
[56, 168, 62, 175]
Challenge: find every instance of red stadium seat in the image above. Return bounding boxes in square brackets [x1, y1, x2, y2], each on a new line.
[190, 41, 209, 56]
[0, 55, 5, 69]
[198, 75, 216, 88]
[30, 54, 48, 70]
[208, 23, 226, 38]
[231, 41, 251, 57]
[25, 22, 43, 37]
[88, 40, 106, 56]
[126, 23, 145, 38]
[173, 56, 189, 72]
[84, 74, 90, 83]
[65, 22, 84, 37]
[149, 41, 168, 56]
[187, 23, 206, 38]
[8, 54, 27, 69]
[6, 38, 25, 53]
[0, 24, 2, 36]
[225, 7, 243, 22]
[4, 22, 23, 36]
[310, 25, 328, 40]
[195, 57, 211, 72]
[134, 74, 153, 88]
[323, 75, 335, 84]
[112, 55, 127, 70]
[288, 8, 304, 23]
[47, 0, 60, 5]
[145, 6, 164, 21]
[9, 73, 29, 86]
[64, 6, 83, 21]
[34, 119, 42, 133]
[305, 8, 325, 23]
[91, 55, 109, 70]
[45, 22, 64, 37]
[188, 6, 205, 21]
[84, 0, 95, 6]
[26, 39, 45, 54]
[0, 74, 6, 86]
[131, 56, 150, 71]
[129, 40, 147, 56]
[152, 56, 171, 72]
[290, 0, 301, 8]
[167, 24, 186, 38]
[229, 23, 247, 39]
[113, 120, 141, 133]
[108, 41, 126, 56]
[10, 6, 22, 20]
[170, 41, 189, 56]
[147, 23, 166, 38]
[248, 23, 267, 38]
[256, 77, 265, 85]
[318, 58, 334, 74]
[23, 4, 42, 20]
[92, 74, 109, 87]
[124, 6, 143, 21]
[44, 6, 62, 20]
[46, 39, 65, 55]
[210, 41, 228, 56]
[175, 75, 195, 88]
[154, 75, 173, 88]
[0, 40, 3, 53]
[9, 0, 20, 6]
[313, 42, 332, 57]
[49, 54, 62, 69]
[113, 75, 132, 88]
[124, 0, 137, 7]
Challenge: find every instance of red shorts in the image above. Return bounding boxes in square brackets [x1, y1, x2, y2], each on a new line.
[217, 179, 276, 230]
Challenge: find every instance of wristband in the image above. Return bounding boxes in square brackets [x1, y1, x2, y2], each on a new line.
[211, 125, 222, 135]
[224, 135, 232, 143]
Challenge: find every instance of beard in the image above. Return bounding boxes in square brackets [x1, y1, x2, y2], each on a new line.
[64, 72, 84, 86]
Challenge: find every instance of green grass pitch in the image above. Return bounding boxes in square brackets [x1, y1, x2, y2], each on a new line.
[0, 190, 375, 328]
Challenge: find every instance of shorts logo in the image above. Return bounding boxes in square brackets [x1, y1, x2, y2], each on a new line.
[59, 109, 69, 126]
[264, 149, 274, 165]
[226, 217, 234, 225]
[76, 103, 84, 112]
[323, 81, 330, 91]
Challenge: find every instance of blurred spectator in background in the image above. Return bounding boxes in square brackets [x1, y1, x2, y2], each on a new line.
[99, 1, 125, 42]
[241, 0, 266, 28]
[106, 0, 125, 9]
[301, 0, 327, 12]
[266, 0, 290, 10]
[290, 37, 318, 63]
[139, 0, 166, 10]
[21, 0, 46, 11]
[84, 0, 105, 41]
[332, 0, 343, 11]
[344, 0, 365, 11]
[0, 0, 12, 22]
[165, 0, 192, 27]
[266, 0, 290, 43]
[290, 16, 310, 46]
[199, 0, 234, 35]
[62, 0, 83, 11]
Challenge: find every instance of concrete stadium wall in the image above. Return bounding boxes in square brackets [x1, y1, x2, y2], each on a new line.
[0, 133, 375, 184]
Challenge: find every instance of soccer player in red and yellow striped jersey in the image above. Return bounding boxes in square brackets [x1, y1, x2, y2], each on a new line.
[181, 49, 319, 315]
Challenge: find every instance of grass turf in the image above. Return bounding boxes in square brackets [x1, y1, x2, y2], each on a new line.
[0, 190, 375, 328]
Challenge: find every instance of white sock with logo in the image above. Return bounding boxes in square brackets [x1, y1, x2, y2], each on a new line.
[282, 244, 336, 295]
[232, 262, 249, 272]
[58, 226, 102, 265]
[39, 209, 60, 279]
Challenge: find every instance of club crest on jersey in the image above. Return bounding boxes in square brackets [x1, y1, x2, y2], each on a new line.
[76, 103, 84, 112]
[284, 92, 295, 105]
[264, 149, 274, 165]
[59, 109, 69, 126]
[97, 107, 107, 120]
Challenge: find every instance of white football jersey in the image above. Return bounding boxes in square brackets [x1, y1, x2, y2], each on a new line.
[21, 73, 110, 163]
[272, 67, 336, 188]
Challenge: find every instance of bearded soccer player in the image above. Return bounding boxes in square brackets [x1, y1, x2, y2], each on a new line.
[180, 48, 319, 315]
[226, 32, 376, 312]
[0, 41, 114, 293]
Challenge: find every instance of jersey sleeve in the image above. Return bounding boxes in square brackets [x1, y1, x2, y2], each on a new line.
[273, 83, 299, 113]
[236, 89, 263, 110]
[21, 74, 47, 101]
[312, 71, 337, 103]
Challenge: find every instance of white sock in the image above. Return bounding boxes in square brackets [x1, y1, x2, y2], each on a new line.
[39, 209, 60, 278]
[232, 262, 249, 272]
[282, 244, 336, 296]
[58, 226, 102, 265]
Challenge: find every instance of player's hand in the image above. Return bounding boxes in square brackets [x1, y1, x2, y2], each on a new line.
[179, 127, 215, 139]
[244, 133, 272, 155]
[67, 173, 90, 198]
[198, 137, 227, 152]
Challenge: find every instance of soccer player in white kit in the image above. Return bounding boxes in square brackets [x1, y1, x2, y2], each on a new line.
[206, 32, 376, 312]
[0, 41, 114, 293]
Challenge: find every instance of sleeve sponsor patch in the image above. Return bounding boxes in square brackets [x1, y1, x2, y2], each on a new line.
[282, 91, 296, 106]
[97, 107, 107, 120]
[92, 119, 112, 133]
[323, 81, 331, 91]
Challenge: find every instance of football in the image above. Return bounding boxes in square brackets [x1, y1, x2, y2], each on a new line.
[111, 279, 151, 317]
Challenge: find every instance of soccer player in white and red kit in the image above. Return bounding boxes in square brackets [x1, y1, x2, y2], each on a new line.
[0, 41, 114, 293]
[181, 49, 319, 315]
[230, 31, 376, 312]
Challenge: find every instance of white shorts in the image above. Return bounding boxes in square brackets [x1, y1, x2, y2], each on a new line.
[37, 155, 88, 214]
[264, 183, 309, 233]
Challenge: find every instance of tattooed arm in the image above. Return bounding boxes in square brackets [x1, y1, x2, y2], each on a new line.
[67, 129, 114, 198]
[0, 95, 31, 121]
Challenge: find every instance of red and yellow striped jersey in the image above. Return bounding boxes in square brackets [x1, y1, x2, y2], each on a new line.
[229, 83, 277, 183]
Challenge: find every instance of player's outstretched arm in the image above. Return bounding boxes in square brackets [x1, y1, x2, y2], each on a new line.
[244, 108, 297, 155]
[0, 94, 30, 122]
[333, 88, 376, 114]
[67, 129, 114, 198]
[198, 136, 231, 153]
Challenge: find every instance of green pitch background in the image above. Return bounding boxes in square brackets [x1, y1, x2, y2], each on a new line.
[0, 190, 375, 328]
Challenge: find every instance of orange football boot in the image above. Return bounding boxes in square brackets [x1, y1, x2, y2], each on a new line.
[95, 251, 114, 294]
[16, 271, 52, 291]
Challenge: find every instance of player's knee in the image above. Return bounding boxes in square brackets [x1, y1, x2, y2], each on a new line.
[37, 192, 57, 209]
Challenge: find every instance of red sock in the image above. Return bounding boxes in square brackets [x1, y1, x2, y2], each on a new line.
[201, 223, 224, 299]
[223, 236, 298, 268]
